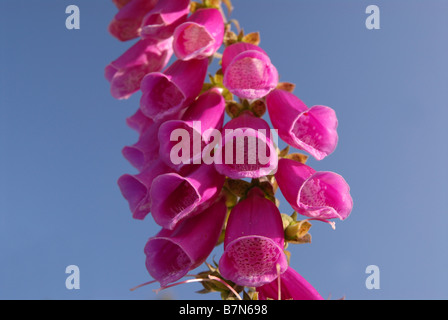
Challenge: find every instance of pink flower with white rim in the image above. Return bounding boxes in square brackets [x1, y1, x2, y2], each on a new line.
[145, 198, 227, 286]
[222, 42, 279, 100]
[214, 111, 278, 179]
[219, 188, 288, 287]
[140, 0, 190, 40]
[105, 37, 173, 100]
[173, 8, 224, 61]
[266, 89, 339, 161]
[140, 58, 209, 121]
[275, 158, 353, 221]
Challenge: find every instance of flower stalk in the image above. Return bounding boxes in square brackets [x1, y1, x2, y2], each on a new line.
[106, 0, 353, 300]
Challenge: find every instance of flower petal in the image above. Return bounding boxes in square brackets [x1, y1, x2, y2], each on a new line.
[291, 106, 339, 160]
[276, 159, 353, 221]
[173, 8, 224, 60]
[220, 235, 288, 287]
[140, 0, 190, 40]
[150, 164, 225, 230]
[140, 59, 208, 121]
[214, 112, 278, 179]
[223, 50, 278, 100]
[117, 159, 172, 220]
[145, 198, 227, 286]
[109, 0, 158, 41]
[258, 267, 324, 300]
[298, 171, 353, 220]
[219, 188, 287, 287]
[267, 89, 339, 160]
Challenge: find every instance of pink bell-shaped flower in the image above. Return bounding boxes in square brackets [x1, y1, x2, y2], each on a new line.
[117, 159, 173, 220]
[149, 164, 225, 230]
[219, 188, 288, 287]
[257, 266, 324, 300]
[145, 198, 227, 286]
[122, 118, 163, 172]
[140, 58, 209, 121]
[173, 8, 224, 61]
[214, 111, 278, 179]
[108, 0, 158, 41]
[222, 42, 278, 100]
[275, 158, 353, 221]
[266, 89, 339, 160]
[105, 38, 173, 100]
[140, 0, 190, 40]
[158, 88, 225, 171]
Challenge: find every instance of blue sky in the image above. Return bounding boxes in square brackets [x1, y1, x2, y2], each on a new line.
[1, 0, 447, 300]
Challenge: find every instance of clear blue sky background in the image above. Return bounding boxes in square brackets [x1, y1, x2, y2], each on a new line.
[1, 0, 447, 300]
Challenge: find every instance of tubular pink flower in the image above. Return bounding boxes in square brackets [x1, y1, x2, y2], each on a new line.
[140, 58, 209, 121]
[145, 198, 227, 286]
[221, 42, 267, 73]
[257, 267, 323, 300]
[275, 158, 353, 221]
[105, 38, 173, 100]
[222, 43, 278, 100]
[219, 188, 288, 287]
[149, 164, 225, 230]
[266, 89, 338, 160]
[108, 0, 158, 41]
[140, 0, 190, 40]
[158, 89, 225, 171]
[122, 119, 163, 172]
[173, 8, 224, 61]
[125, 109, 153, 134]
[117, 159, 172, 220]
[123, 109, 178, 171]
[214, 111, 278, 179]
